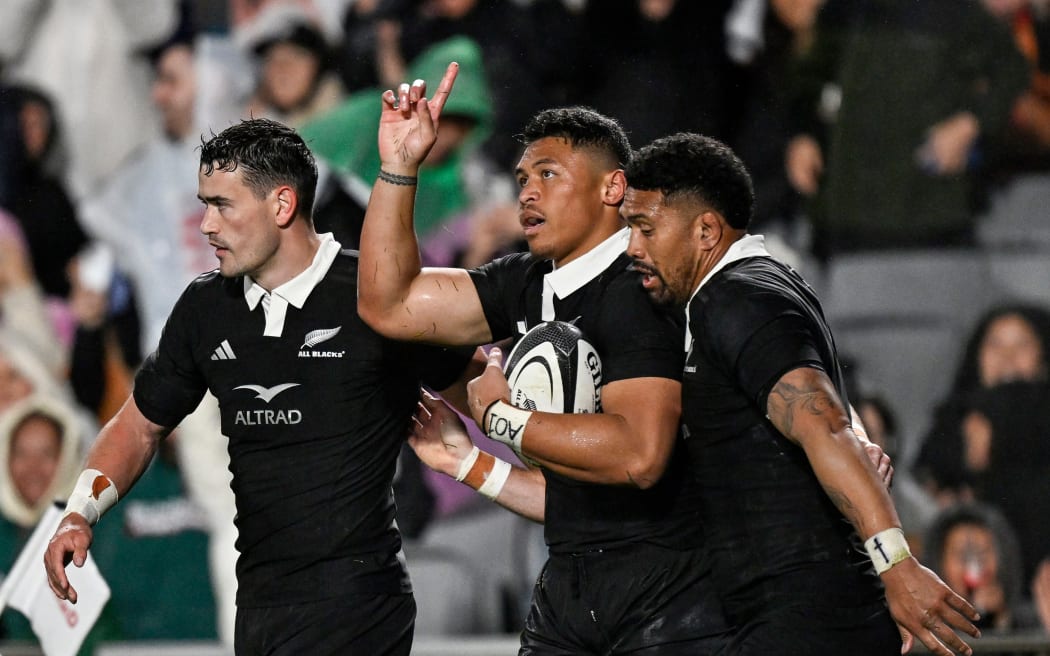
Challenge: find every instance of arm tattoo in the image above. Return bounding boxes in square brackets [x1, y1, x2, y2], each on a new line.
[768, 379, 836, 439]
[824, 487, 858, 525]
[769, 375, 864, 527]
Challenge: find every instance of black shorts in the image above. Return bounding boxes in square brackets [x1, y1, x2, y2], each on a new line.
[234, 593, 414, 656]
[520, 543, 731, 656]
[726, 597, 900, 655]
[719, 565, 900, 656]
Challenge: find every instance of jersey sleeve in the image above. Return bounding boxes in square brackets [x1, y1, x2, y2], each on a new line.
[404, 343, 476, 393]
[132, 283, 209, 428]
[596, 277, 684, 385]
[467, 252, 531, 343]
[697, 281, 825, 410]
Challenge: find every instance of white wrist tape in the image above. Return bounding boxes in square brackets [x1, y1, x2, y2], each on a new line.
[865, 527, 912, 575]
[477, 459, 511, 501]
[484, 401, 531, 454]
[455, 445, 511, 501]
[64, 469, 119, 526]
[455, 446, 481, 482]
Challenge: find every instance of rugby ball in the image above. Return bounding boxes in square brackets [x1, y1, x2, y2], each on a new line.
[504, 321, 602, 415]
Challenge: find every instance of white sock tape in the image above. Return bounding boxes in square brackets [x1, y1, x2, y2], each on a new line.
[455, 446, 481, 482]
[485, 401, 531, 454]
[865, 527, 911, 575]
[477, 458, 511, 501]
[64, 468, 119, 526]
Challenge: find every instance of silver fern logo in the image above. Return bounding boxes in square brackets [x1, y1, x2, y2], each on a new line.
[301, 327, 341, 349]
[298, 326, 345, 358]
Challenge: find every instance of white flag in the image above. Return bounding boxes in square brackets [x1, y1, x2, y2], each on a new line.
[0, 503, 110, 656]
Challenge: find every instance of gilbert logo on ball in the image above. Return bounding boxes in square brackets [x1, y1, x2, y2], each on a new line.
[503, 321, 602, 415]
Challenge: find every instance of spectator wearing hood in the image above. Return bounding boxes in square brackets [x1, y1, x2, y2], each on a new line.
[0, 395, 119, 650]
[300, 35, 493, 244]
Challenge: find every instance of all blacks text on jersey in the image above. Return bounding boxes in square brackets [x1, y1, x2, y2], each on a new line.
[298, 326, 345, 358]
[298, 349, 345, 358]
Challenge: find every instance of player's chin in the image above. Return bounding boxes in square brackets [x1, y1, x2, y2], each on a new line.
[641, 280, 676, 307]
[217, 260, 243, 279]
[524, 236, 554, 261]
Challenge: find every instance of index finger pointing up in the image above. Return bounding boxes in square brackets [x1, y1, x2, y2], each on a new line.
[429, 62, 459, 120]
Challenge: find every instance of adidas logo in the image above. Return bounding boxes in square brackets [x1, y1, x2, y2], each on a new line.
[211, 339, 236, 360]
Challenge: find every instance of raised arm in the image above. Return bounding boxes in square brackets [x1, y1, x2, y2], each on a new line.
[410, 391, 546, 521]
[44, 396, 170, 604]
[468, 348, 680, 488]
[767, 366, 980, 656]
[357, 62, 491, 345]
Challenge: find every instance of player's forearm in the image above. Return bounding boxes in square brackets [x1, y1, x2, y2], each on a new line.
[490, 410, 672, 488]
[768, 369, 901, 538]
[489, 466, 546, 522]
[82, 397, 167, 499]
[358, 171, 425, 330]
[485, 378, 679, 488]
[801, 427, 902, 540]
[540, 414, 664, 486]
[438, 441, 545, 521]
[358, 185, 489, 343]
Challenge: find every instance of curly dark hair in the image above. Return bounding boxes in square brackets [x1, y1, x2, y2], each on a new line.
[626, 132, 754, 230]
[199, 118, 318, 221]
[519, 106, 632, 170]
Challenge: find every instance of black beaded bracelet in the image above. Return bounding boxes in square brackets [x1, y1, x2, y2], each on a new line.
[377, 169, 418, 186]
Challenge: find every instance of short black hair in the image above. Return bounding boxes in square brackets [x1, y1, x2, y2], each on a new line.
[626, 132, 754, 230]
[519, 106, 632, 170]
[199, 118, 318, 221]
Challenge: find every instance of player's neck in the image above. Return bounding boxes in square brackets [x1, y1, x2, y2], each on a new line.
[553, 214, 624, 268]
[692, 231, 748, 292]
[251, 227, 322, 291]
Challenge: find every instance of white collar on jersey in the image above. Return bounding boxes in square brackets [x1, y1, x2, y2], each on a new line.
[683, 233, 770, 351]
[541, 228, 629, 321]
[243, 232, 341, 337]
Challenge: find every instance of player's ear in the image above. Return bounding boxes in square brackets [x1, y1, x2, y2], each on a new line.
[697, 210, 723, 251]
[602, 169, 627, 206]
[274, 185, 298, 227]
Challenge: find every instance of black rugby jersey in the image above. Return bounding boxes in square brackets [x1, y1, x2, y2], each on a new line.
[469, 235, 704, 553]
[133, 247, 470, 608]
[682, 256, 882, 613]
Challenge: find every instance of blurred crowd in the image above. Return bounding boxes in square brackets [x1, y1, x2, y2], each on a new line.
[1, 0, 1049, 651]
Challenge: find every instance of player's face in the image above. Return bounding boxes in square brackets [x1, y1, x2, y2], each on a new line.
[515, 137, 618, 267]
[622, 187, 701, 308]
[198, 165, 282, 282]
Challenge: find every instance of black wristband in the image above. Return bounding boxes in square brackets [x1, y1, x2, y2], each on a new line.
[482, 399, 501, 433]
[377, 169, 418, 186]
